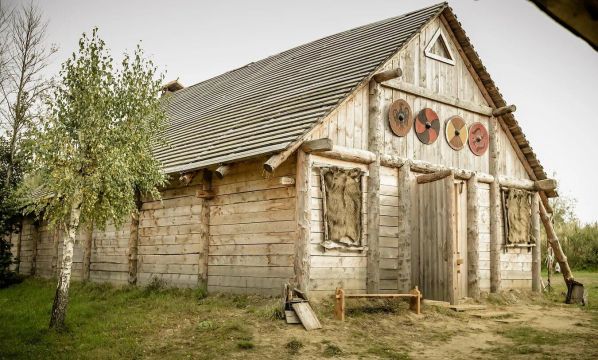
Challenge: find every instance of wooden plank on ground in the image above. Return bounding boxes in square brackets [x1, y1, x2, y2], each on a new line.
[291, 302, 322, 331]
[449, 304, 487, 312]
[285, 310, 301, 324]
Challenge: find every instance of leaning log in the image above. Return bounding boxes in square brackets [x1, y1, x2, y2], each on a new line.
[539, 202, 574, 284]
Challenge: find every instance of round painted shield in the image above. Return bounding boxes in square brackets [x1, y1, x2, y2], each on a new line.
[468, 122, 489, 156]
[388, 99, 413, 137]
[445, 116, 468, 151]
[415, 108, 440, 145]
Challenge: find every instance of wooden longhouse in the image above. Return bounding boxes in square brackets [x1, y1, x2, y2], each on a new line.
[9, 3, 559, 303]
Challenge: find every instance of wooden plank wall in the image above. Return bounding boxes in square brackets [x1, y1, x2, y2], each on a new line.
[207, 157, 297, 295]
[308, 17, 529, 180]
[137, 183, 205, 288]
[379, 166, 401, 293]
[89, 221, 130, 285]
[308, 156, 368, 296]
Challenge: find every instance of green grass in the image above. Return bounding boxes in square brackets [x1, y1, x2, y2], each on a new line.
[0, 278, 276, 360]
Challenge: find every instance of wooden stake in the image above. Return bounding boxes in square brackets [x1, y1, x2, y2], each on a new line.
[214, 164, 232, 179]
[366, 80, 383, 293]
[531, 192, 541, 292]
[489, 117, 502, 293]
[82, 223, 93, 281]
[295, 150, 312, 293]
[372, 67, 403, 83]
[466, 174, 480, 299]
[335, 288, 345, 321]
[300, 138, 333, 153]
[397, 163, 412, 292]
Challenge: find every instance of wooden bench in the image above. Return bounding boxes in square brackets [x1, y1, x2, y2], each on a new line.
[334, 286, 422, 320]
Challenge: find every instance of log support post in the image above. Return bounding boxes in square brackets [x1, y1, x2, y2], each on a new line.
[295, 150, 312, 293]
[397, 162, 412, 292]
[82, 223, 93, 281]
[539, 202, 574, 284]
[198, 169, 212, 290]
[30, 221, 39, 276]
[366, 79, 383, 293]
[446, 173, 456, 305]
[466, 174, 480, 299]
[128, 193, 142, 285]
[489, 116, 502, 293]
[531, 192, 541, 292]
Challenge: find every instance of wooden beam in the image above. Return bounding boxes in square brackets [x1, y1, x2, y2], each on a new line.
[416, 169, 453, 184]
[397, 163, 412, 292]
[320, 145, 377, 164]
[279, 176, 296, 185]
[301, 138, 333, 153]
[539, 202, 574, 284]
[214, 164, 232, 179]
[372, 67, 403, 83]
[531, 192, 541, 292]
[82, 223, 93, 281]
[198, 170, 212, 290]
[467, 174, 480, 299]
[535, 178, 557, 192]
[492, 104, 516, 117]
[489, 117, 502, 293]
[295, 150, 312, 293]
[366, 79, 383, 294]
[179, 171, 197, 185]
[381, 79, 494, 117]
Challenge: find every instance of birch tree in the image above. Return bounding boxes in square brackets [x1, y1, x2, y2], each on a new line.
[27, 28, 167, 330]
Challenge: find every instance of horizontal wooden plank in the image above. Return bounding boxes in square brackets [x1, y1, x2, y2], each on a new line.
[210, 232, 296, 245]
[208, 255, 294, 267]
[209, 243, 294, 256]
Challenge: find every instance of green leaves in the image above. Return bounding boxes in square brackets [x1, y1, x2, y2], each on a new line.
[27, 28, 167, 230]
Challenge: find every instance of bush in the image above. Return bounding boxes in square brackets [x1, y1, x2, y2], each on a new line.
[560, 223, 598, 270]
[0, 237, 20, 288]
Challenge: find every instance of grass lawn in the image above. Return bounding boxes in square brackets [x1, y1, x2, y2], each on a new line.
[0, 272, 597, 359]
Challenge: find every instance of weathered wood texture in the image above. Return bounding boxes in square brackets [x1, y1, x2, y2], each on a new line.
[531, 192, 541, 292]
[397, 164, 413, 292]
[466, 175, 480, 298]
[306, 17, 529, 180]
[207, 157, 297, 295]
[295, 151, 312, 292]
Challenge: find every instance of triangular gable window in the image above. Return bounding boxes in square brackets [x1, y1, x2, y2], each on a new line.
[424, 28, 455, 66]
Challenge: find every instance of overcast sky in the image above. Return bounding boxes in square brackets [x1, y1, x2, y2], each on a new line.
[23, 0, 598, 223]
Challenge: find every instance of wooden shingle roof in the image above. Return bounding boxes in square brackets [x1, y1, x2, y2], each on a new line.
[156, 2, 549, 188]
[156, 2, 446, 173]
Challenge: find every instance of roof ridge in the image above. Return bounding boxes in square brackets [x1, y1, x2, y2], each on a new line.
[174, 2, 447, 96]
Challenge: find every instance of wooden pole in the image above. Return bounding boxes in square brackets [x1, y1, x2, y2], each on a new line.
[128, 193, 142, 285]
[491, 104, 516, 117]
[372, 68, 403, 83]
[466, 174, 480, 299]
[30, 221, 39, 276]
[334, 288, 345, 321]
[198, 170, 212, 290]
[488, 116, 502, 293]
[539, 202, 574, 284]
[366, 79, 383, 293]
[82, 223, 93, 281]
[15, 219, 23, 274]
[295, 150, 312, 293]
[531, 192, 541, 292]
[446, 173, 456, 305]
[397, 163, 412, 292]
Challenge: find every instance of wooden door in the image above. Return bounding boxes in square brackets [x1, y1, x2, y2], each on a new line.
[453, 181, 468, 300]
[416, 174, 456, 303]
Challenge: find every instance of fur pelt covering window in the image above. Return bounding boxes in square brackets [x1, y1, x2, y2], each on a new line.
[320, 167, 363, 248]
[505, 189, 532, 244]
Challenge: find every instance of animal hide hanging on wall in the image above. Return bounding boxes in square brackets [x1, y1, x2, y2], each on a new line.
[505, 189, 532, 244]
[320, 167, 364, 250]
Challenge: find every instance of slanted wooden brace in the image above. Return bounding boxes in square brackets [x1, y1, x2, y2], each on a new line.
[334, 287, 422, 321]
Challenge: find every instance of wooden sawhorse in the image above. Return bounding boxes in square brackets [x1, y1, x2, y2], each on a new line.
[334, 286, 422, 320]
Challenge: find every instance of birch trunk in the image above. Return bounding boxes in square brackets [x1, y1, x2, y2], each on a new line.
[49, 196, 82, 330]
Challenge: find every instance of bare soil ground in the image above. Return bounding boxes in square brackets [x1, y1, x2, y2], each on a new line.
[1, 272, 597, 359]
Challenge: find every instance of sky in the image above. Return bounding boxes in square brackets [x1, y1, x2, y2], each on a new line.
[17, 0, 598, 223]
